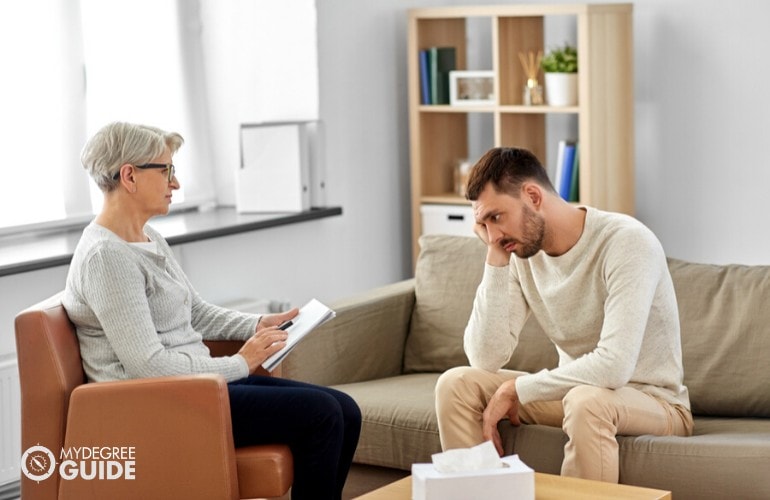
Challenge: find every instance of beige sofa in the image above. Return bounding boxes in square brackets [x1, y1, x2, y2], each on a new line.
[283, 234, 770, 500]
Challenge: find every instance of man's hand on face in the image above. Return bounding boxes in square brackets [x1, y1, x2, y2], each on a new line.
[474, 222, 510, 267]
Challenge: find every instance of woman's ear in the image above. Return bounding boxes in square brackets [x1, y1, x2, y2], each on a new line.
[116, 164, 136, 191]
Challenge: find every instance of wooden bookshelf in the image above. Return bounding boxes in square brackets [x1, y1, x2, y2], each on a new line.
[407, 4, 634, 263]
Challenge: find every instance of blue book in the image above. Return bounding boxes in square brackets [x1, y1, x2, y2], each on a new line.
[568, 143, 580, 201]
[419, 50, 430, 104]
[559, 143, 576, 200]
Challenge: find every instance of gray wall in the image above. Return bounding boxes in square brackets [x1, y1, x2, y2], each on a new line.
[317, 0, 770, 267]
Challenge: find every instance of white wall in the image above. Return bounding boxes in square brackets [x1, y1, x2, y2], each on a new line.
[631, 0, 770, 265]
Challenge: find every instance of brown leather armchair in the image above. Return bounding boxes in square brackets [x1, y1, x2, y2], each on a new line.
[15, 293, 293, 500]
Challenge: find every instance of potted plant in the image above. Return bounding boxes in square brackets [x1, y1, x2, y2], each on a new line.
[541, 43, 578, 106]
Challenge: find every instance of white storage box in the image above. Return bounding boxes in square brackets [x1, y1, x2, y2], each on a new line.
[420, 204, 475, 237]
[412, 455, 534, 500]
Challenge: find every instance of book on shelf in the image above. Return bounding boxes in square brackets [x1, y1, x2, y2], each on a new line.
[558, 142, 577, 201]
[551, 140, 580, 201]
[552, 140, 577, 200]
[428, 46, 456, 105]
[568, 142, 580, 202]
[419, 49, 430, 104]
[261, 298, 336, 372]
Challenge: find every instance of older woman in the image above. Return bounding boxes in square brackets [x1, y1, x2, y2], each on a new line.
[62, 122, 361, 500]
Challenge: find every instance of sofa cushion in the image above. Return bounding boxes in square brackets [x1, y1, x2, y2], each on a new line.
[332, 373, 442, 470]
[403, 235, 484, 372]
[500, 417, 770, 500]
[668, 258, 770, 417]
[617, 417, 770, 500]
[403, 234, 557, 374]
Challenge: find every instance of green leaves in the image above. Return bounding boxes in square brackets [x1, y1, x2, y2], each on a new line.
[540, 44, 578, 73]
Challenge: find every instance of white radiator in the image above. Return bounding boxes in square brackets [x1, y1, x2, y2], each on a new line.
[0, 356, 20, 486]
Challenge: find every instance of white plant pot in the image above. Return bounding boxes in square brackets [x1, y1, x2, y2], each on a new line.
[545, 73, 578, 106]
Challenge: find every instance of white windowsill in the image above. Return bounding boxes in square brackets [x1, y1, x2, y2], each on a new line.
[0, 205, 343, 277]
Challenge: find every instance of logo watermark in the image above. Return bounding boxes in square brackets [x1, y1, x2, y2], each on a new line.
[21, 445, 136, 483]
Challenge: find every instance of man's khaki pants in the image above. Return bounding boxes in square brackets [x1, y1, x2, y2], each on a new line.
[435, 366, 693, 483]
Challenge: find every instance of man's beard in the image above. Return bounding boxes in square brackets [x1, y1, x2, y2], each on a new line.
[500, 204, 545, 259]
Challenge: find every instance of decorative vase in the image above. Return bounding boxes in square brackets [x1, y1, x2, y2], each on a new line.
[544, 73, 578, 106]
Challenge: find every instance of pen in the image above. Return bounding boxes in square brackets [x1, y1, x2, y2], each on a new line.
[278, 320, 293, 331]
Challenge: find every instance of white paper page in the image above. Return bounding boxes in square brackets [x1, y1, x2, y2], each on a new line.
[262, 298, 335, 371]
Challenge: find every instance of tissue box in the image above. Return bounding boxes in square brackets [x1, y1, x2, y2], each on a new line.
[412, 455, 534, 500]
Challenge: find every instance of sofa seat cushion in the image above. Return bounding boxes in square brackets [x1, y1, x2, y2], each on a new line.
[500, 417, 770, 500]
[619, 417, 770, 499]
[333, 373, 442, 470]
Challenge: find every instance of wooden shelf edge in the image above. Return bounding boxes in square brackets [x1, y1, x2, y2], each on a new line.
[419, 105, 579, 114]
[421, 195, 471, 205]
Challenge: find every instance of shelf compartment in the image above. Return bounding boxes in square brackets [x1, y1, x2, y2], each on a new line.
[418, 112, 468, 198]
[497, 113, 547, 164]
[496, 16, 545, 106]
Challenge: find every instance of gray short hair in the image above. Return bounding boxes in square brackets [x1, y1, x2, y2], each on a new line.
[81, 122, 184, 192]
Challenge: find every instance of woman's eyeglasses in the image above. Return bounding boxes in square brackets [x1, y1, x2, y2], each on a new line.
[113, 164, 176, 182]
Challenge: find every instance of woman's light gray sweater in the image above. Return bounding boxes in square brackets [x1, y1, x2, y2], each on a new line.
[63, 222, 256, 382]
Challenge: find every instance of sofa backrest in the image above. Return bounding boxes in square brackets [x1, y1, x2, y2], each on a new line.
[403, 234, 558, 374]
[668, 258, 770, 417]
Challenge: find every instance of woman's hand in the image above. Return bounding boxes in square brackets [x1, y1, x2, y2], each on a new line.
[238, 326, 290, 373]
[257, 307, 299, 329]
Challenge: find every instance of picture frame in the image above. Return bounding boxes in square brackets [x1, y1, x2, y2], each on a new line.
[449, 70, 495, 106]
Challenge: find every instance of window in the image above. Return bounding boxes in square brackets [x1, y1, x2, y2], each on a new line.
[0, 0, 82, 228]
[0, 0, 207, 231]
[81, 0, 194, 212]
[0, 0, 318, 233]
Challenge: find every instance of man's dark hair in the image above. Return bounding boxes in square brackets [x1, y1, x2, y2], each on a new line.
[465, 147, 556, 201]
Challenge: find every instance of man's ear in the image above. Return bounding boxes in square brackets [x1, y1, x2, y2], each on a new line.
[521, 182, 543, 209]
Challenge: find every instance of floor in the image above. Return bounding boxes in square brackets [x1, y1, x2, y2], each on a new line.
[271, 463, 409, 499]
[342, 464, 410, 499]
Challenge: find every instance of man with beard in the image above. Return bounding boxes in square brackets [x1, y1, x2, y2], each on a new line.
[434, 147, 692, 484]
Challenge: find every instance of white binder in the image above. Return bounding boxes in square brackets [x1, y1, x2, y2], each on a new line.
[237, 121, 325, 213]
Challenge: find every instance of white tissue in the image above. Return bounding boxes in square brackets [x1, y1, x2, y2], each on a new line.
[431, 441, 504, 473]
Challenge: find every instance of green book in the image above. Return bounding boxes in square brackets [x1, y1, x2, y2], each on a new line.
[568, 142, 580, 202]
[429, 47, 456, 105]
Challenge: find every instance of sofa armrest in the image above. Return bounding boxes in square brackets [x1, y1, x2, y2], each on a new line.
[61, 374, 239, 499]
[282, 279, 416, 386]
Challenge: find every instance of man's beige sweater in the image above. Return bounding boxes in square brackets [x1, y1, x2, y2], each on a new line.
[464, 207, 690, 409]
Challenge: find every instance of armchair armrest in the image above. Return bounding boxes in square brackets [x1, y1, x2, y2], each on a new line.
[282, 279, 415, 386]
[204, 340, 278, 377]
[61, 374, 239, 499]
